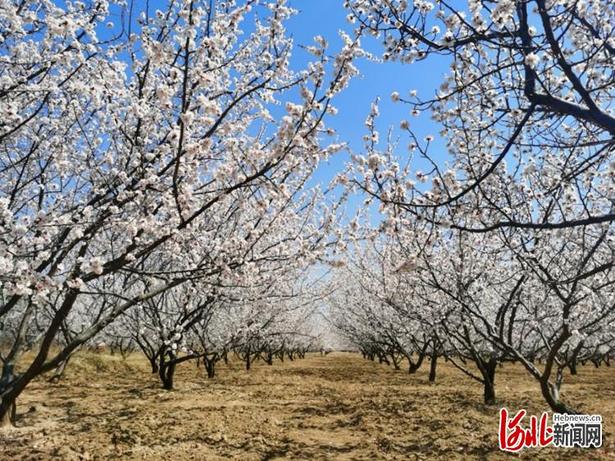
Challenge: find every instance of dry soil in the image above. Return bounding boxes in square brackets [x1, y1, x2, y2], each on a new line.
[1, 352, 614, 460]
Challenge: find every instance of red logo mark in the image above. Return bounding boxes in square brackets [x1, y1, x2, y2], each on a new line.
[499, 408, 554, 452]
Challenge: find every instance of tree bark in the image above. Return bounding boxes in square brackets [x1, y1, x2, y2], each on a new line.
[149, 356, 159, 374]
[428, 353, 438, 383]
[483, 380, 496, 405]
[482, 357, 497, 405]
[540, 380, 577, 414]
[204, 358, 216, 379]
[245, 352, 251, 371]
[160, 362, 175, 390]
[0, 396, 16, 428]
[408, 351, 426, 374]
[0, 363, 17, 427]
[568, 342, 583, 375]
[391, 353, 402, 370]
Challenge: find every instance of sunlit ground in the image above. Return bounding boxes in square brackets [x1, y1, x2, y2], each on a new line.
[1, 352, 614, 460]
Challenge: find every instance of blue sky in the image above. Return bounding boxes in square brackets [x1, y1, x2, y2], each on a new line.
[284, 0, 450, 210]
[92, 0, 451, 215]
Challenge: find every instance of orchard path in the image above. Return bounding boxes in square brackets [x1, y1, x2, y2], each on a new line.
[0, 352, 613, 460]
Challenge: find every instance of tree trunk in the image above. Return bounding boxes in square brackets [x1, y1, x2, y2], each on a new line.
[0, 396, 16, 428]
[204, 358, 216, 379]
[568, 342, 583, 375]
[159, 358, 176, 390]
[483, 379, 496, 405]
[428, 353, 438, 383]
[150, 356, 159, 373]
[540, 380, 577, 414]
[482, 357, 497, 405]
[162, 366, 174, 390]
[408, 352, 426, 374]
[391, 353, 401, 370]
[0, 363, 17, 427]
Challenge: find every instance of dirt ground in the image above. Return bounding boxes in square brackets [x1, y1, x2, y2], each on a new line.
[1, 352, 614, 460]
